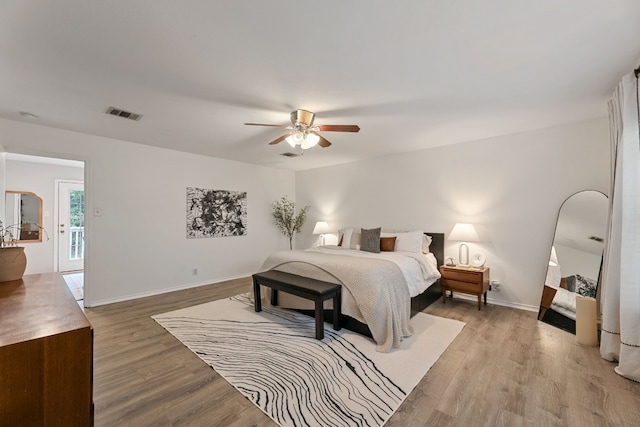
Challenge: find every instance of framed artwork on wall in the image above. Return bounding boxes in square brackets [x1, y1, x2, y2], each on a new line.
[186, 187, 247, 238]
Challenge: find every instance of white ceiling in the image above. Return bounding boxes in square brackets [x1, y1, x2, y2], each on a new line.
[1, 1, 639, 171]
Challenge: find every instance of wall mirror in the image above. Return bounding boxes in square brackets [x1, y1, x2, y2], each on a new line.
[4, 191, 43, 243]
[538, 190, 608, 333]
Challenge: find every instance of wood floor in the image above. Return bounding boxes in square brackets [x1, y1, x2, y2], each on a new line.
[85, 278, 640, 426]
[63, 271, 84, 301]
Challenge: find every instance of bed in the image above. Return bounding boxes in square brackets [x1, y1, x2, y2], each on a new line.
[539, 274, 598, 332]
[255, 230, 444, 352]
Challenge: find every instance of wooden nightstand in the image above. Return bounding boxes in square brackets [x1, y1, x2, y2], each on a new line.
[439, 265, 490, 310]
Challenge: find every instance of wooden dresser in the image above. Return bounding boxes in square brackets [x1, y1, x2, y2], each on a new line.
[0, 273, 93, 426]
[439, 265, 490, 310]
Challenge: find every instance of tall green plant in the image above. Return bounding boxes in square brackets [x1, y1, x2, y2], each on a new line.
[272, 196, 310, 250]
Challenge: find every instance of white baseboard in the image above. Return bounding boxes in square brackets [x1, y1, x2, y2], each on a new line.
[447, 292, 539, 313]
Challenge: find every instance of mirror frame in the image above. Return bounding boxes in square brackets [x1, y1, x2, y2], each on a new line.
[538, 189, 607, 334]
[5, 190, 44, 243]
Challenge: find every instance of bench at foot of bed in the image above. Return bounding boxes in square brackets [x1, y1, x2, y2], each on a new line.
[252, 270, 342, 340]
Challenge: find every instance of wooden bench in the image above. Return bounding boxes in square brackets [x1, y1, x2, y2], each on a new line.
[252, 270, 342, 340]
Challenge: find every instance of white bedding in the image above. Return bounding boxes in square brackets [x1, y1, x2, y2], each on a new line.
[256, 245, 442, 352]
[550, 286, 577, 320]
[309, 245, 441, 297]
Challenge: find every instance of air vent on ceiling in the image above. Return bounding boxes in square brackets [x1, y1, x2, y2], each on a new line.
[281, 152, 300, 158]
[105, 106, 143, 121]
[588, 235, 604, 243]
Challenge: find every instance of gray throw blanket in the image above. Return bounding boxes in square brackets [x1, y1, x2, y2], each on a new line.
[259, 250, 413, 352]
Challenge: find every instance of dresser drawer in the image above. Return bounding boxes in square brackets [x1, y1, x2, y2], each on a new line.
[439, 266, 490, 310]
[443, 269, 482, 283]
[443, 279, 482, 294]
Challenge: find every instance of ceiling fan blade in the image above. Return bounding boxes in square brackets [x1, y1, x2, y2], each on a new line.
[317, 124, 360, 132]
[244, 123, 289, 128]
[316, 134, 332, 148]
[268, 133, 292, 145]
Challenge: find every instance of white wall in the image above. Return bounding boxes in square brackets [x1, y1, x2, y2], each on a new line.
[0, 118, 295, 306]
[295, 119, 609, 311]
[1, 116, 610, 310]
[5, 159, 84, 274]
[554, 243, 602, 281]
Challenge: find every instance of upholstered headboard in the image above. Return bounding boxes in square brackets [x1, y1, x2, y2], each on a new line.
[425, 232, 445, 269]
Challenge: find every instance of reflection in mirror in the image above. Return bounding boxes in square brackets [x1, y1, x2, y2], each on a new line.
[4, 191, 43, 243]
[538, 190, 608, 334]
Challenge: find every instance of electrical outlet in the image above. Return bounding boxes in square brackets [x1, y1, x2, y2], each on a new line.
[491, 280, 501, 291]
[192, 268, 198, 276]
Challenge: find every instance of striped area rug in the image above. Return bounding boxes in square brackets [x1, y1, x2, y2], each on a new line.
[152, 294, 464, 427]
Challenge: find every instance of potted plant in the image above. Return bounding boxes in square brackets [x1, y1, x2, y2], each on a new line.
[272, 196, 310, 250]
[0, 220, 27, 282]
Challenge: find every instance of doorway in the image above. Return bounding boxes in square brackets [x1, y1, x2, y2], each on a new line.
[58, 180, 85, 301]
[4, 153, 86, 301]
[58, 181, 84, 272]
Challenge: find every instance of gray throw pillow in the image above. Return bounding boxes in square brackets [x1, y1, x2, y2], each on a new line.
[360, 227, 381, 253]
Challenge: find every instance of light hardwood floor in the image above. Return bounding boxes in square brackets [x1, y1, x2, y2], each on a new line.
[85, 278, 640, 426]
[63, 271, 84, 301]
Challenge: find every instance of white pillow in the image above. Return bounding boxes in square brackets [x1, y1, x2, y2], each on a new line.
[398, 230, 423, 253]
[422, 234, 433, 253]
[381, 230, 423, 253]
[350, 231, 361, 249]
[339, 228, 361, 249]
[338, 228, 353, 247]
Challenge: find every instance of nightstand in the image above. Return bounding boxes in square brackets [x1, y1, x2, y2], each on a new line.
[439, 265, 490, 310]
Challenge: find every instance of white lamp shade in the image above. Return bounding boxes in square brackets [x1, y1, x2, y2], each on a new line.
[545, 247, 562, 286]
[286, 131, 304, 147]
[312, 221, 329, 235]
[449, 223, 479, 242]
[293, 131, 304, 145]
[549, 246, 558, 266]
[301, 132, 320, 149]
[285, 134, 296, 148]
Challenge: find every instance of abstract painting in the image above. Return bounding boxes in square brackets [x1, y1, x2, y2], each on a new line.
[186, 188, 247, 238]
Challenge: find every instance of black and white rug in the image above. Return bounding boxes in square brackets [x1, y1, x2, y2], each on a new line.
[152, 294, 464, 427]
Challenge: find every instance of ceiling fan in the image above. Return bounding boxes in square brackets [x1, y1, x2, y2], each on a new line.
[245, 109, 360, 150]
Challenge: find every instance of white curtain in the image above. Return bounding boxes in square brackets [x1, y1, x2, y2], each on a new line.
[600, 71, 640, 381]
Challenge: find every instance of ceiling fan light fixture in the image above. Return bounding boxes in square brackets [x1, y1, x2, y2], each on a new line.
[285, 134, 296, 148]
[302, 132, 320, 149]
[291, 109, 315, 127]
[286, 130, 305, 147]
[245, 108, 359, 150]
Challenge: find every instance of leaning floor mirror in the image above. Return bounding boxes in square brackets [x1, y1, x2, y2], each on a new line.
[4, 191, 44, 243]
[538, 190, 608, 334]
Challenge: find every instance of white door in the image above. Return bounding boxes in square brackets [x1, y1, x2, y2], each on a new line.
[58, 181, 85, 272]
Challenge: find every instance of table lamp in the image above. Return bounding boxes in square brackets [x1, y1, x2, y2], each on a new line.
[448, 223, 479, 266]
[312, 221, 329, 246]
